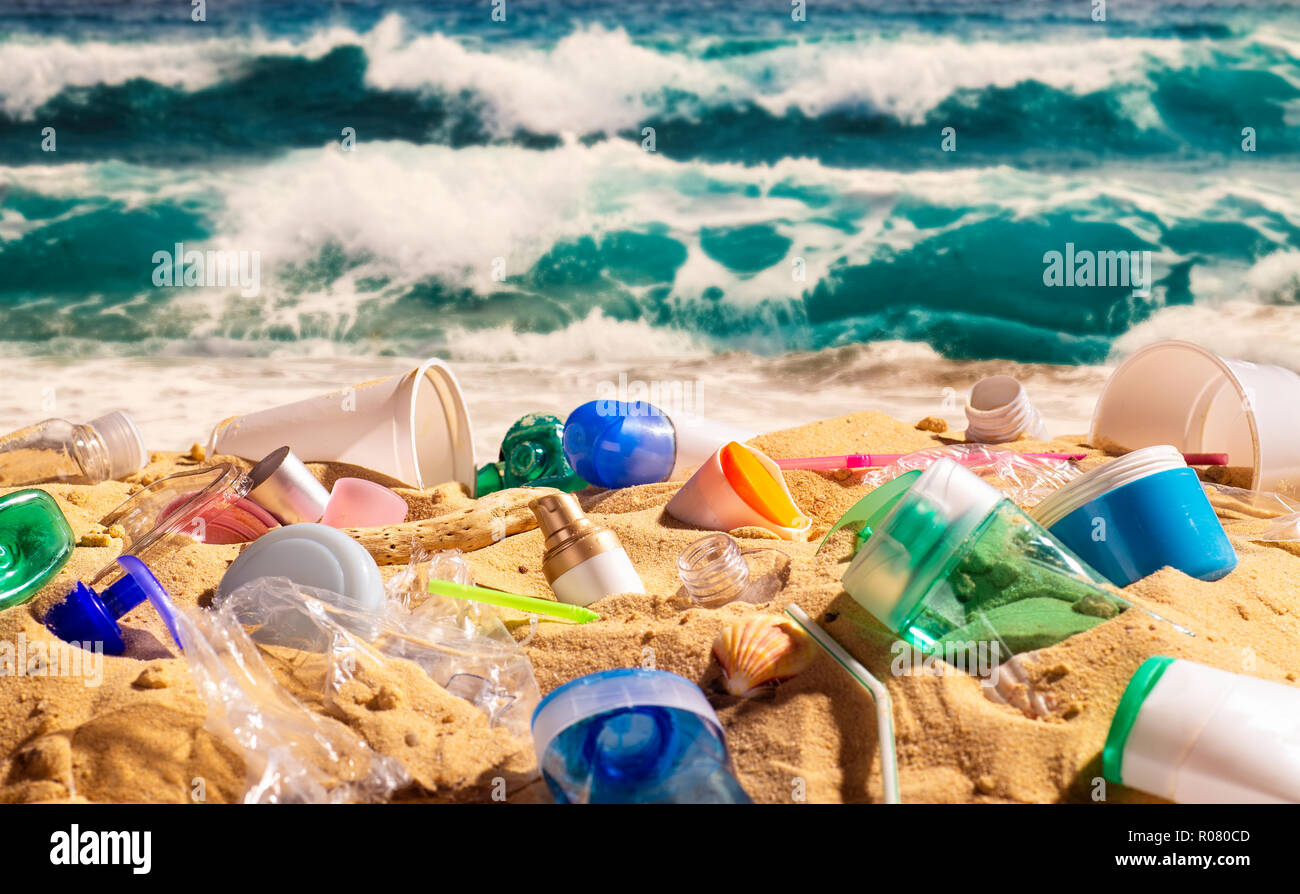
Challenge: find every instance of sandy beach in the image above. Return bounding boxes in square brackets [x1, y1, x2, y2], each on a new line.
[3, 407, 1296, 805]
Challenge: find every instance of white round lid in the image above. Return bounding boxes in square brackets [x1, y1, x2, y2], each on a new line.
[1032, 445, 1185, 529]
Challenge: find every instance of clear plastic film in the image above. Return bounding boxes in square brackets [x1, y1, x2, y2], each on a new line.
[383, 544, 536, 648]
[172, 589, 410, 804]
[820, 445, 1081, 554]
[217, 571, 542, 745]
[1207, 483, 1300, 542]
[855, 444, 1080, 508]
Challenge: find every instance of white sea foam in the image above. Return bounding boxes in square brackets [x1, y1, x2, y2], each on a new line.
[0, 338, 1107, 460]
[0, 12, 1264, 132]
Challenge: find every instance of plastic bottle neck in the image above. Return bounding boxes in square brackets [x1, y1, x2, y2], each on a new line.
[677, 534, 750, 606]
[68, 423, 113, 481]
[965, 377, 1043, 443]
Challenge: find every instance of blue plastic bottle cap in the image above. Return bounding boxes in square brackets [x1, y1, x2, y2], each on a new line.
[562, 401, 677, 489]
[46, 555, 179, 656]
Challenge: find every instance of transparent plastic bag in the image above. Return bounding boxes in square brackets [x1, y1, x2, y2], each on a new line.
[173, 592, 410, 804]
[856, 445, 1080, 508]
[1208, 483, 1300, 542]
[223, 571, 542, 743]
[385, 545, 540, 647]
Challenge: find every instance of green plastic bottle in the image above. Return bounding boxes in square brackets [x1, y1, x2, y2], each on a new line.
[476, 413, 587, 496]
[0, 489, 77, 610]
[841, 459, 1127, 665]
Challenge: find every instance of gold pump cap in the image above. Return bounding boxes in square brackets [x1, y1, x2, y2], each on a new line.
[530, 493, 625, 582]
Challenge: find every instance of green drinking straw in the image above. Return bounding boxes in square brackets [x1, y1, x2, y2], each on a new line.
[427, 578, 600, 624]
[786, 603, 900, 804]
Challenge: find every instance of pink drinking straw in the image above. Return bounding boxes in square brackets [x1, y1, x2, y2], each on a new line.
[775, 451, 1228, 471]
[776, 452, 1086, 471]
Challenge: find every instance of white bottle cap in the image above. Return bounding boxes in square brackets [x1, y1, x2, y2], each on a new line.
[965, 376, 1048, 443]
[88, 410, 149, 479]
[1031, 444, 1185, 529]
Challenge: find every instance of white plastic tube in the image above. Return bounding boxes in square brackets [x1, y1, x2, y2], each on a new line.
[1105, 656, 1300, 803]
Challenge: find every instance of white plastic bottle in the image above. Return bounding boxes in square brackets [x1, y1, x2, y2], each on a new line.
[0, 410, 148, 486]
[1104, 656, 1300, 803]
[530, 493, 645, 607]
[964, 376, 1048, 443]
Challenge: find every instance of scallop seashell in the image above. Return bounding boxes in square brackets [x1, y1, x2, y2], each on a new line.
[713, 615, 815, 697]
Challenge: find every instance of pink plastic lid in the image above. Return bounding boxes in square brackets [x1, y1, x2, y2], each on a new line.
[322, 478, 409, 529]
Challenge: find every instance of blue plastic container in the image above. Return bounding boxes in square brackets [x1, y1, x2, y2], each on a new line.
[562, 401, 678, 489]
[563, 400, 757, 490]
[531, 668, 751, 804]
[1032, 446, 1236, 587]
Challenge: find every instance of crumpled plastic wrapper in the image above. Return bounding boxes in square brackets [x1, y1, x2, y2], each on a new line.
[857, 444, 1081, 507]
[1208, 483, 1300, 542]
[174, 593, 410, 804]
[176, 548, 542, 803]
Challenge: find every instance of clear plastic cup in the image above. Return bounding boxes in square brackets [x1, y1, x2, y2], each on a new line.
[843, 458, 1128, 664]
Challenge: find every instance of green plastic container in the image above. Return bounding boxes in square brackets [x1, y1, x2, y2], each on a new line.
[0, 489, 76, 610]
[842, 459, 1127, 663]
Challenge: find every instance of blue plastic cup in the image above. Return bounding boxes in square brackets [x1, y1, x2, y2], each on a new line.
[1031, 446, 1236, 587]
[531, 668, 752, 804]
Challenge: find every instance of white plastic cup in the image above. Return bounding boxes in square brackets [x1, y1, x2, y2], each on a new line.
[208, 358, 477, 493]
[1091, 339, 1300, 497]
[1104, 656, 1300, 803]
[964, 376, 1048, 443]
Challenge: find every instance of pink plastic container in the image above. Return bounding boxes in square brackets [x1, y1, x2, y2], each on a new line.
[322, 478, 409, 528]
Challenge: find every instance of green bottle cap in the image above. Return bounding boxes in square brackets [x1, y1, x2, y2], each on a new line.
[479, 413, 588, 496]
[0, 489, 76, 610]
[1103, 655, 1175, 785]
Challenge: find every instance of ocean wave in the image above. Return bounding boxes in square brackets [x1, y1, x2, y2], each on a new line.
[3, 139, 1298, 365]
[2, 16, 1298, 167]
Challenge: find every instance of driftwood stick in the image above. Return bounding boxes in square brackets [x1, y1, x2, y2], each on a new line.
[343, 486, 559, 565]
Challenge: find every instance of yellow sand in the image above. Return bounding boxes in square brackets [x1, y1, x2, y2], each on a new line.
[2, 410, 1298, 804]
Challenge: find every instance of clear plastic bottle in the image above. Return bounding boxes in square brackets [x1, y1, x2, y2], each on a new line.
[0, 410, 148, 486]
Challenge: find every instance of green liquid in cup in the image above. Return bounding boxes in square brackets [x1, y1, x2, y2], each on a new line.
[889, 499, 1127, 662]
